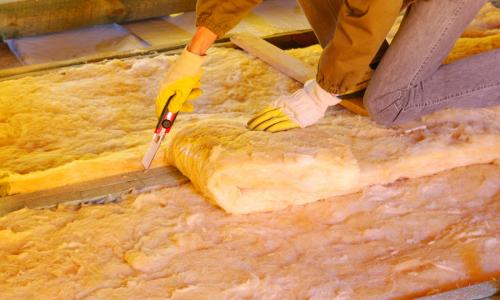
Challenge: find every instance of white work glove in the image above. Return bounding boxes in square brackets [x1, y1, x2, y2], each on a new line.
[155, 48, 206, 117]
[247, 80, 341, 132]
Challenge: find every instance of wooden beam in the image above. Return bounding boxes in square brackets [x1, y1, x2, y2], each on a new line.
[0, 166, 188, 216]
[0, 0, 197, 39]
[417, 280, 499, 300]
[231, 32, 315, 84]
[230, 33, 369, 116]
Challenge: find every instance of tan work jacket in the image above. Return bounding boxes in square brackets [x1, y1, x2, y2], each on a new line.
[196, 0, 403, 95]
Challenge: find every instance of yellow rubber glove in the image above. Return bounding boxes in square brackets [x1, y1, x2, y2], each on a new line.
[155, 72, 202, 116]
[247, 107, 300, 133]
[155, 48, 206, 117]
[247, 80, 341, 133]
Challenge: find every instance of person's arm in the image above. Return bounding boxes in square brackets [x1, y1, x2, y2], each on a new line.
[317, 0, 403, 95]
[195, 0, 262, 39]
[187, 0, 263, 55]
[155, 0, 262, 116]
[187, 26, 218, 55]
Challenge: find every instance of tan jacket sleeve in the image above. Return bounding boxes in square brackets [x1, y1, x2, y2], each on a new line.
[196, 0, 263, 38]
[317, 0, 403, 95]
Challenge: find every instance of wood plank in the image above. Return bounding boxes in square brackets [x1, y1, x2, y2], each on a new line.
[0, 166, 188, 216]
[0, 0, 196, 39]
[338, 98, 369, 117]
[230, 32, 369, 116]
[231, 32, 315, 84]
[416, 280, 499, 300]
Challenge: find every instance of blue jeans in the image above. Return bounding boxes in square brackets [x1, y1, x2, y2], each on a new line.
[364, 0, 500, 125]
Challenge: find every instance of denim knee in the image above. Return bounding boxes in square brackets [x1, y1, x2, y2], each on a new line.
[364, 89, 407, 126]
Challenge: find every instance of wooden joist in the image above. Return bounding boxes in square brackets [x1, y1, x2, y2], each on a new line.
[0, 166, 188, 216]
[0, 0, 197, 39]
[417, 280, 499, 300]
[231, 32, 315, 84]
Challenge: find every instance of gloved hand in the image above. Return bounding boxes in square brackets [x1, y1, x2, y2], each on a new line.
[155, 48, 206, 117]
[247, 80, 341, 132]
